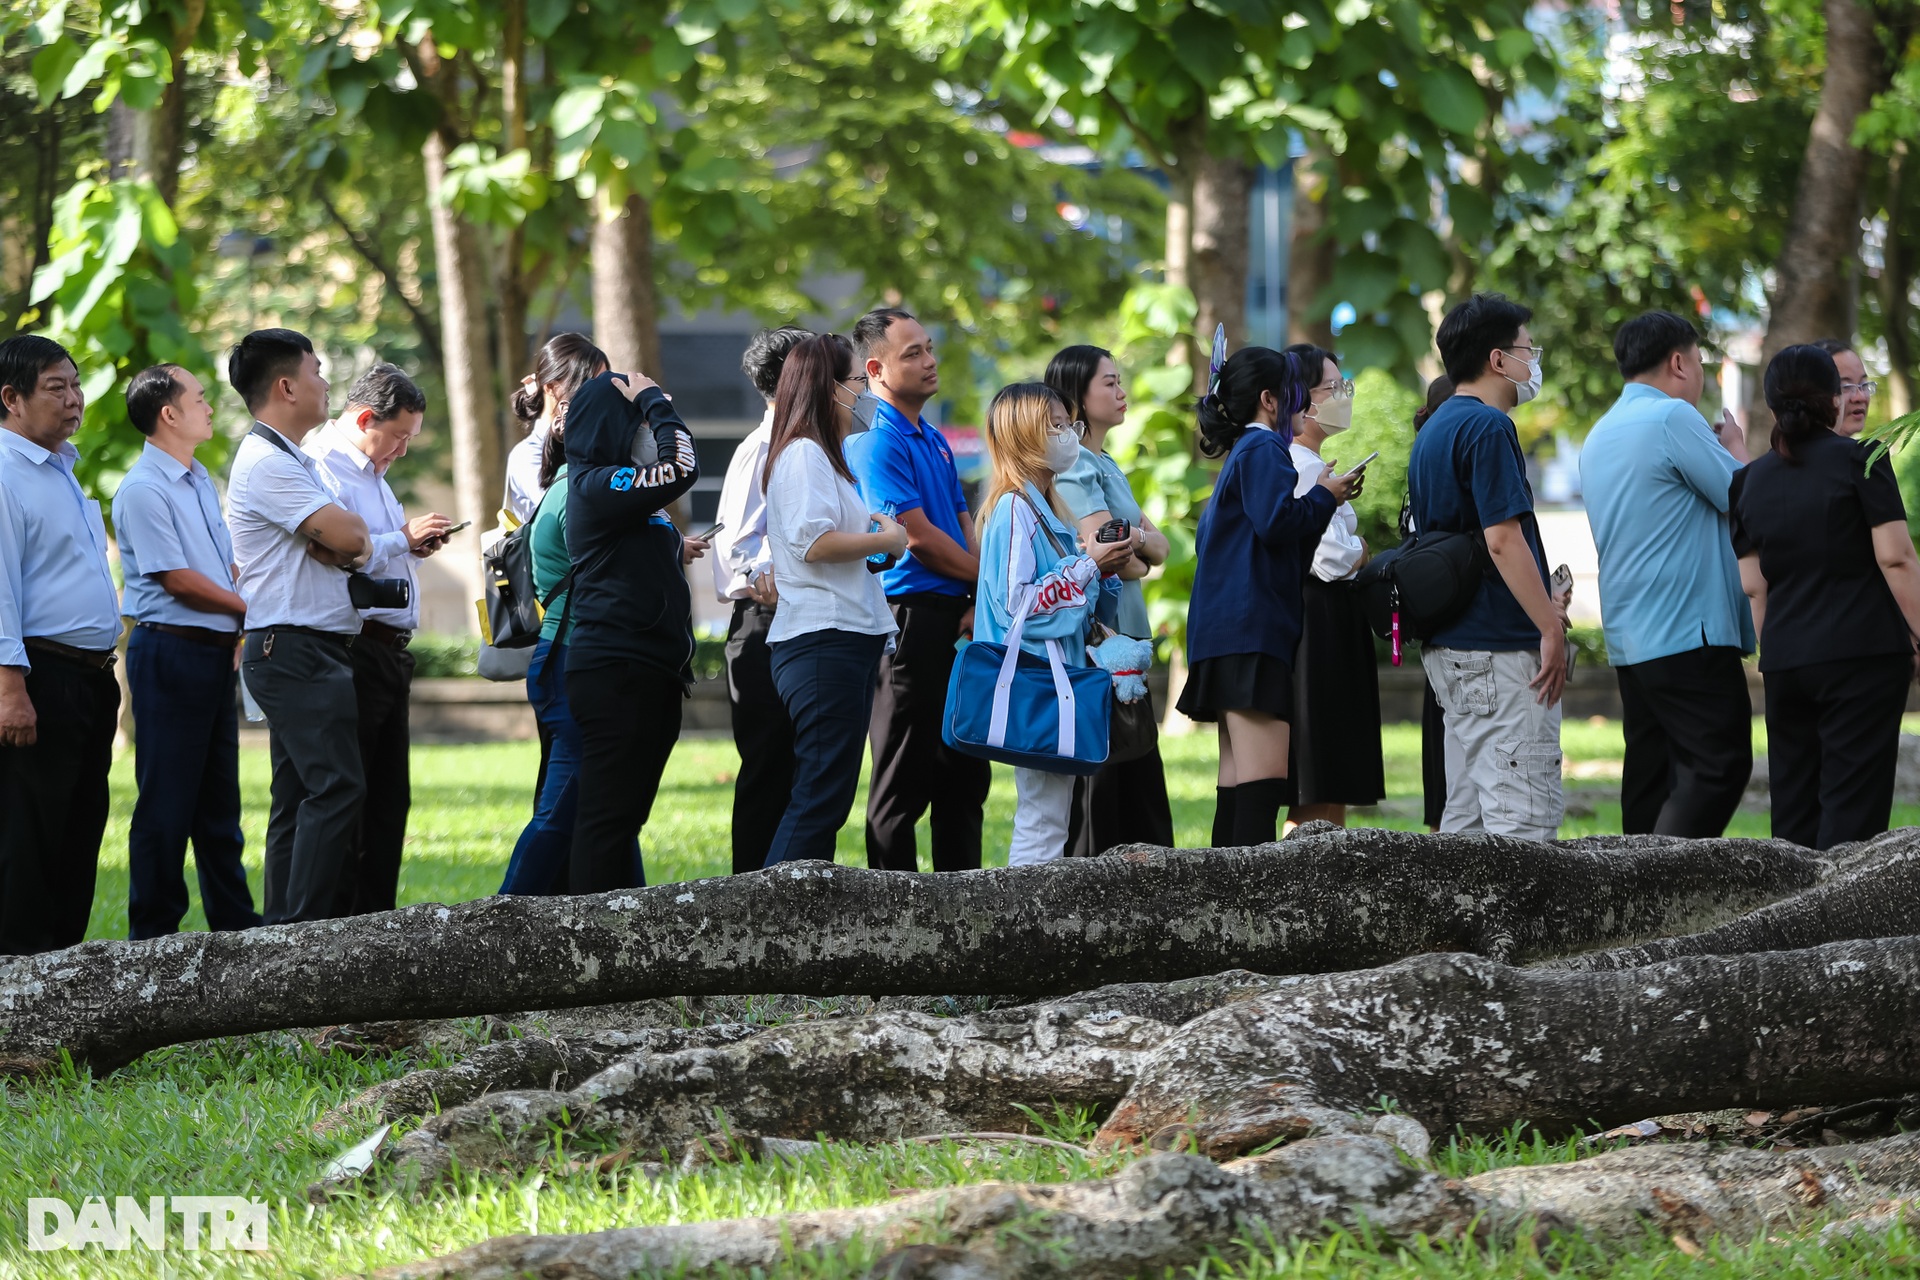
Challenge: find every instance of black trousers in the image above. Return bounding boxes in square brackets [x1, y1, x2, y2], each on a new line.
[1616, 645, 1753, 838]
[567, 658, 682, 892]
[1421, 676, 1446, 830]
[0, 650, 118, 954]
[726, 600, 795, 874]
[126, 625, 259, 938]
[1764, 653, 1912, 851]
[243, 628, 364, 925]
[865, 592, 991, 872]
[1066, 743, 1175, 856]
[767, 628, 886, 865]
[337, 638, 414, 915]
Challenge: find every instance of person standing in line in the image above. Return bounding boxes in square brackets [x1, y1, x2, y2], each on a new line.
[114, 364, 261, 939]
[1412, 376, 1453, 832]
[227, 328, 373, 925]
[977, 383, 1137, 864]
[305, 364, 454, 914]
[1043, 345, 1175, 855]
[843, 308, 991, 872]
[1178, 346, 1356, 848]
[713, 326, 810, 873]
[1731, 345, 1920, 850]
[1279, 343, 1385, 829]
[1814, 338, 1876, 438]
[760, 335, 906, 865]
[1581, 310, 1755, 838]
[0, 336, 122, 954]
[563, 368, 700, 892]
[1409, 294, 1568, 841]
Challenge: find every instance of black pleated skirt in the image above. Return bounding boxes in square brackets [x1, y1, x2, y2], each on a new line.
[1177, 652, 1294, 723]
[1281, 578, 1386, 806]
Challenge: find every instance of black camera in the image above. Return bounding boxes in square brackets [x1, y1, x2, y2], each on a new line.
[346, 572, 411, 610]
[1094, 518, 1131, 543]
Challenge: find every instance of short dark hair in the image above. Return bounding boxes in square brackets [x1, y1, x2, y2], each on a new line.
[0, 335, 76, 421]
[1614, 310, 1700, 379]
[1812, 337, 1856, 358]
[344, 362, 426, 423]
[852, 308, 918, 362]
[742, 326, 815, 401]
[126, 364, 188, 436]
[1435, 293, 1532, 386]
[228, 328, 315, 411]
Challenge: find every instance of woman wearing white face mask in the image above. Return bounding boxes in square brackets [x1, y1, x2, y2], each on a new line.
[1279, 344, 1385, 829]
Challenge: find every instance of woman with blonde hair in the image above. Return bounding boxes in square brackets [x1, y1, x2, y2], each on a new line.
[975, 382, 1137, 863]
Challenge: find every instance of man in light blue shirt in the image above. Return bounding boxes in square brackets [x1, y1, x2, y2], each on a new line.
[114, 364, 261, 940]
[1580, 310, 1756, 838]
[0, 335, 123, 955]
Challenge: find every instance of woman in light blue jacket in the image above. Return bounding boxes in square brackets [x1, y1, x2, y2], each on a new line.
[976, 383, 1137, 864]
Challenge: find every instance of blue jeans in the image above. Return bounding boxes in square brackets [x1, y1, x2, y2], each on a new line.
[499, 638, 640, 893]
[126, 624, 260, 937]
[765, 628, 886, 866]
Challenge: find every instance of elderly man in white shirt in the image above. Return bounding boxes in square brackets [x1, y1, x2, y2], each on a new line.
[226, 328, 374, 926]
[0, 335, 123, 955]
[708, 327, 809, 873]
[306, 363, 452, 915]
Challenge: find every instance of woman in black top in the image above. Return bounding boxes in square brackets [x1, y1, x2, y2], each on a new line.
[1730, 344, 1920, 850]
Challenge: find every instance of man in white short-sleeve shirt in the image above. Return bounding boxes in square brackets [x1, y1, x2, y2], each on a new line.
[225, 328, 373, 925]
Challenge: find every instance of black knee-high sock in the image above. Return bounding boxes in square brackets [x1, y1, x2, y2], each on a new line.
[1231, 778, 1289, 847]
[1211, 786, 1237, 849]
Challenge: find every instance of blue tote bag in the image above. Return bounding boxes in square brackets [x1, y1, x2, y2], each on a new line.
[942, 500, 1111, 775]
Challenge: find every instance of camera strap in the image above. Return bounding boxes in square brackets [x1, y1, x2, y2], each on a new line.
[248, 421, 305, 461]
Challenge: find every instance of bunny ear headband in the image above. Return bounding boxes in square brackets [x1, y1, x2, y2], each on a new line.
[1204, 323, 1228, 404]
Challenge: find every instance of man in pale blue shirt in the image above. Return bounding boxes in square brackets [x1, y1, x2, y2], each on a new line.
[115, 364, 262, 940]
[0, 335, 123, 955]
[1581, 310, 1756, 837]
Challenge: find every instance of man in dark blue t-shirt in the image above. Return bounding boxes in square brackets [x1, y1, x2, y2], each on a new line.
[1407, 293, 1568, 840]
[843, 308, 991, 872]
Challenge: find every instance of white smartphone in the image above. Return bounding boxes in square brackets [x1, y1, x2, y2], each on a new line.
[1343, 450, 1381, 475]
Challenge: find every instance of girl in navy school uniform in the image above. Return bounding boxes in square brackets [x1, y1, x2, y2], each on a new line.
[1176, 343, 1364, 848]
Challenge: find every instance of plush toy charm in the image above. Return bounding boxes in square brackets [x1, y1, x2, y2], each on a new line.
[1089, 634, 1154, 704]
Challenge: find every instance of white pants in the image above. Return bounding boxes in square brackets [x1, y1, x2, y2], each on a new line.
[1009, 767, 1077, 865]
[1422, 647, 1565, 840]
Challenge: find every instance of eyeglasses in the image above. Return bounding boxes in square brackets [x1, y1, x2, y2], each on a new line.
[1843, 380, 1879, 397]
[1048, 420, 1088, 439]
[1504, 345, 1545, 361]
[1317, 378, 1356, 398]
[840, 374, 870, 389]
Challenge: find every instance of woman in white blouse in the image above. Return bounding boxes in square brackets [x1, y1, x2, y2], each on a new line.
[762, 334, 909, 865]
[1282, 343, 1386, 828]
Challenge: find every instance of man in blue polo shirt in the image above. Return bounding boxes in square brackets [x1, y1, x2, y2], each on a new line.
[1582, 310, 1755, 837]
[844, 308, 991, 871]
[1409, 293, 1568, 841]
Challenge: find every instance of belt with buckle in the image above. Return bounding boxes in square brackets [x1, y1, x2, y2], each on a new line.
[139, 621, 241, 650]
[24, 637, 117, 670]
[358, 620, 413, 649]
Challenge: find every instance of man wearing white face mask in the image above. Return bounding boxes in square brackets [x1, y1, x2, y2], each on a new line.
[1407, 293, 1568, 841]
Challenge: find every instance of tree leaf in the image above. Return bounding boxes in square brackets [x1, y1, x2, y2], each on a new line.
[1416, 63, 1484, 136]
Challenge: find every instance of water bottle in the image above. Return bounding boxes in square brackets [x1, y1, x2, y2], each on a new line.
[867, 504, 895, 572]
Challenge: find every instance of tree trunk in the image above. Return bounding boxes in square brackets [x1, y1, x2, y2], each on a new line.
[492, 0, 531, 422]
[1881, 144, 1914, 418]
[1750, 0, 1888, 456]
[423, 128, 505, 535]
[590, 189, 661, 377]
[372, 1130, 1920, 1279]
[1287, 143, 1336, 349]
[0, 831, 1842, 1075]
[1190, 149, 1251, 359]
[148, 0, 206, 208]
[4, 105, 60, 334]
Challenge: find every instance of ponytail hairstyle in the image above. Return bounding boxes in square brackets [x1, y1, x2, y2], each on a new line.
[514, 332, 609, 428]
[1763, 344, 1841, 464]
[981, 382, 1071, 523]
[1413, 375, 1454, 433]
[764, 333, 857, 489]
[1196, 344, 1307, 458]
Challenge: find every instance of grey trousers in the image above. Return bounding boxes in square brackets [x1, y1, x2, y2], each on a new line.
[242, 628, 365, 924]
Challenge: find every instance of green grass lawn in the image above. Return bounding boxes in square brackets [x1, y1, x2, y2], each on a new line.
[7, 725, 1917, 1278]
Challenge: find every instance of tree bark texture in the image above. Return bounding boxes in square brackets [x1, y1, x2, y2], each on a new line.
[1190, 150, 1252, 355]
[1750, 0, 1888, 456]
[1880, 144, 1914, 418]
[1097, 936, 1920, 1157]
[590, 189, 662, 377]
[1287, 144, 1337, 349]
[492, 0, 531, 411]
[372, 1131, 1920, 1279]
[423, 127, 505, 533]
[0, 834, 1836, 1076]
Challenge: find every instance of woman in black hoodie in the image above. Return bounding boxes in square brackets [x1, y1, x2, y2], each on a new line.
[563, 370, 700, 891]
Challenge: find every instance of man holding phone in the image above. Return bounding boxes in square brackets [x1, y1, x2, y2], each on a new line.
[1581, 310, 1755, 838]
[305, 363, 452, 914]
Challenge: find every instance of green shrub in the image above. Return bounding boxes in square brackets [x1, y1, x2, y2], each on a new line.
[410, 632, 480, 678]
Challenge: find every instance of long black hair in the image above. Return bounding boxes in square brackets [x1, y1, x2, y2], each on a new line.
[1763, 344, 1840, 464]
[1043, 344, 1112, 423]
[1197, 345, 1308, 458]
[514, 332, 607, 427]
[1413, 375, 1453, 432]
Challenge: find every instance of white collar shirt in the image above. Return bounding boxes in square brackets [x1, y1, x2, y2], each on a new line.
[0, 427, 122, 665]
[504, 414, 551, 525]
[227, 421, 361, 634]
[113, 440, 241, 630]
[710, 405, 774, 601]
[1289, 441, 1367, 582]
[304, 417, 419, 630]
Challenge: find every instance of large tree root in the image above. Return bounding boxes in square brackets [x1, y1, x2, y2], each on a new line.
[1097, 935, 1920, 1157]
[0, 834, 1829, 1076]
[1550, 829, 1920, 970]
[369, 1131, 1920, 1279]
